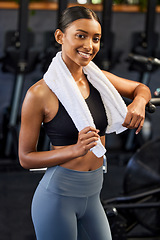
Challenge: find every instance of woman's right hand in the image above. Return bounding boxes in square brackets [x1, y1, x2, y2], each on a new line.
[74, 126, 100, 157]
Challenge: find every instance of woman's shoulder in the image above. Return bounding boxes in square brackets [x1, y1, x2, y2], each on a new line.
[28, 79, 48, 96]
[26, 79, 56, 101]
[23, 79, 59, 114]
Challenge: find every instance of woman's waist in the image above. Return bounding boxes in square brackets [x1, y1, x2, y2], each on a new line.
[60, 152, 103, 171]
[51, 136, 105, 171]
[40, 165, 104, 197]
[56, 153, 107, 174]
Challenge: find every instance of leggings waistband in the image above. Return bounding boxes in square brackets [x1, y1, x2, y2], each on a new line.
[40, 166, 103, 197]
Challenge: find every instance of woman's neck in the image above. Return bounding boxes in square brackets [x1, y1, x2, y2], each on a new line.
[61, 53, 85, 82]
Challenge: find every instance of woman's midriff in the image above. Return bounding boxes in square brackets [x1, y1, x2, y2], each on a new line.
[51, 136, 105, 171]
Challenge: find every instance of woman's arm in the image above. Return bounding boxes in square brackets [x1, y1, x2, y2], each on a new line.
[102, 71, 152, 134]
[19, 82, 99, 169]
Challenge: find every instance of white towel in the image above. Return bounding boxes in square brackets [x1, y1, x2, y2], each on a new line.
[43, 51, 127, 158]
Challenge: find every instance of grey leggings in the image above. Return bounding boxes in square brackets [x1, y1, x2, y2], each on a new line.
[31, 165, 112, 240]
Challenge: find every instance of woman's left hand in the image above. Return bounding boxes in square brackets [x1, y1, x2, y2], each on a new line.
[122, 97, 146, 134]
[103, 70, 151, 134]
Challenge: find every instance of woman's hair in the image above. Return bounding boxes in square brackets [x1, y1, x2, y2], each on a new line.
[58, 6, 101, 32]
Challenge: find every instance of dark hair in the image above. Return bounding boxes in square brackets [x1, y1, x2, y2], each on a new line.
[58, 6, 101, 33]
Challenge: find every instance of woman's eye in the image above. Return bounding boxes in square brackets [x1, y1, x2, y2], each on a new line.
[93, 37, 100, 42]
[76, 34, 85, 39]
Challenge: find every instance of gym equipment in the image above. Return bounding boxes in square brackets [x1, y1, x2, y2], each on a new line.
[41, 0, 68, 73]
[128, 0, 160, 81]
[94, 0, 122, 70]
[103, 97, 160, 239]
[1, 0, 40, 158]
[123, 0, 160, 151]
[123, 54, 160, 152]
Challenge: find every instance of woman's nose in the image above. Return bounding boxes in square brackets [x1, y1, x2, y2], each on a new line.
[83, 38, 93, 51]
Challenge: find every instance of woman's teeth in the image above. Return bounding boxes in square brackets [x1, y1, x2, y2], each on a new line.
[78, 51, 91, 59]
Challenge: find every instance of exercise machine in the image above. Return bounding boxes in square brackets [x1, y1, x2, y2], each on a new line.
[94, 0, 122, 71]
[1, 0, 39, 158]
[122, 0, 160, 151]
[103, 97, 160, 239]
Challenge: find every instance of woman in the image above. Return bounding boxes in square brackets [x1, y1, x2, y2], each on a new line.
[19, 6, 151, 240]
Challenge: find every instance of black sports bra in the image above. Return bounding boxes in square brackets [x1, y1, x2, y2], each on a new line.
[43, 82, 108, 146]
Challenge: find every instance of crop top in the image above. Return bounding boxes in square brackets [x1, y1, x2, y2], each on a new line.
[43, 81, 108, 146]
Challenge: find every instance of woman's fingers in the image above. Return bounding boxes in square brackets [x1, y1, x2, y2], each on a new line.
[78, 127, 100, 145]
[79, 126, 99, 135]
[75, 126, 100, 156]
[122, 111, 144, 133]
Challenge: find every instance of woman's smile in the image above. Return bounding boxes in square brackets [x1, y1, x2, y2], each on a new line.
[77, 50, 92, 59]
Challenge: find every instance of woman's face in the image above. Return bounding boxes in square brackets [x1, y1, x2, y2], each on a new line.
[56, 18, 101, 69]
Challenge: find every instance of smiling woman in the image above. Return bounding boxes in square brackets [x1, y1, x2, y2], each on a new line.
[18, 5, 151, 240]
[54, 7, 102, 70]
[54, 18, 101, 69]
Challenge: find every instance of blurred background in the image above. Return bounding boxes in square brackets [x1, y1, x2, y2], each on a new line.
[0, 0, 160, 239]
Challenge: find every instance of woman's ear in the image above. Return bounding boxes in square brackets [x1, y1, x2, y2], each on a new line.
[54, 29, 64, 45]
